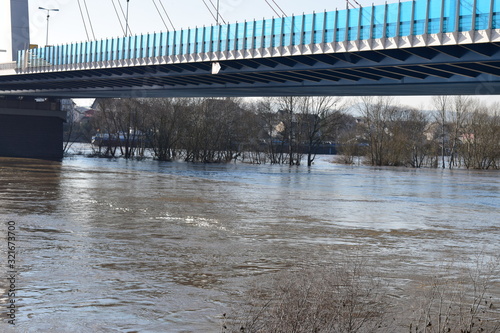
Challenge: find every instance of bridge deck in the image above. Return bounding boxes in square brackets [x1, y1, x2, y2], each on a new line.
[14, 0, 500, 70]
[2, 0, 500, 97]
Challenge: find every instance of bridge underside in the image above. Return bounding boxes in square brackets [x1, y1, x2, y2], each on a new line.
[2, 41, 500, 98]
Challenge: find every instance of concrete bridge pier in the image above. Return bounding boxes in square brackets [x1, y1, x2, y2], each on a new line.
[0, 97, 66, 160]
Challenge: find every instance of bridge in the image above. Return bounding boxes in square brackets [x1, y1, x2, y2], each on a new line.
[1, 0, 500, 158]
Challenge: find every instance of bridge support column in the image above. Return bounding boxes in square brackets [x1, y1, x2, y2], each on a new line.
[0, 98, 66, 160]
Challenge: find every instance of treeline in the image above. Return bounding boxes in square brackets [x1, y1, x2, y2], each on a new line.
[86, 96, 343, 166]
[344, 96, 500, 169]
[70, 95, 500, 169]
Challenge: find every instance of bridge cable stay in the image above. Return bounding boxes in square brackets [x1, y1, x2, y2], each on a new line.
[263, 0, 301, 38]
[207, 0, 226, 24]
[343, 0, 373, 34]
[270, 0, 287, 17]
[83, 0, 96, 40]
[151, 0, 171, 31]
[264, 0, 282, 17]
[157, 0, 176, 30]
[201, 0, 222, 24]
[77, 0, 91, 41]
[346, 0, 362, 9]
[110, 0, 127, 36]
[117, 0, 133, 36]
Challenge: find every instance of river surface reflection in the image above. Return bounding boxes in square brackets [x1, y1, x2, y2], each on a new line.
[0, 156, 499, 332]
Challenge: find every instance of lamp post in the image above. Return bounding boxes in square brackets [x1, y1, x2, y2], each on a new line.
[39, 7, 59, 46]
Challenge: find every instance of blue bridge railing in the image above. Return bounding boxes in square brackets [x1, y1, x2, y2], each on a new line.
[17, 0, 500, 69]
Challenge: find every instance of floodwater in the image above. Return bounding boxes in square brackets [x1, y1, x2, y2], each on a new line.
[0, 155, 499, 332]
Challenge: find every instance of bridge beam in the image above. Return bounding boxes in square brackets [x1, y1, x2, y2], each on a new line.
[0, 97, 66, 160]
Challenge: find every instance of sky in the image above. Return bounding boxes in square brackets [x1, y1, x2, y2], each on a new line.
[26, 0, 500, 108]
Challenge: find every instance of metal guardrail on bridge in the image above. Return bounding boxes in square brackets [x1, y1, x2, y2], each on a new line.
[0, 62, 16, 71]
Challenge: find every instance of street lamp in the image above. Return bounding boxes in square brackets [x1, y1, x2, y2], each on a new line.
[39, 7, 59, 46]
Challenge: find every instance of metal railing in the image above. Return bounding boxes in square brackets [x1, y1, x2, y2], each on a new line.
[0, 62, 16, 71]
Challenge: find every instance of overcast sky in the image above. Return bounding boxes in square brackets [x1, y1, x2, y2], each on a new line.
[28, 0, 500, 108]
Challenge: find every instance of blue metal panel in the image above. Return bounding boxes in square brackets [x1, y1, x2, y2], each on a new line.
[194, 27, 202, 53]
[359, 6, 372, 39]
[167, 31, 173, 56]
[254, 20, 263, 48]
[372, 5, 385, 38]
[429, 0, 443, 33]
[494, 0, 500, 28]
[324, 11, 335, 43]
[181, 29, 188, 55]
[477, 0, 491, 28]
[237, 21, 245, 50]
[443, 0, 457, 32]
[272, 18, 282, 47]
[313, 12, 324, 44]
[226, 23, 234, 50]
[413, 0, 428, 34]
[336, 10, 347, 41]
[154, 32, 161, 57]
[282, 17, 292, 46]
[74, 42, 80, 63]
[243, 21, 252, 49]
[348, 8, 360, 40]
[459, 0, 473, 31]
[293, 15, 303, 45]
[130, 36, 136, 59]
[261, 20, 273, 47]
[303, 13, 314, 44]
[386, 3, 399, 37]
[399, 2, 413, 35]
[176, 30, 181, 55]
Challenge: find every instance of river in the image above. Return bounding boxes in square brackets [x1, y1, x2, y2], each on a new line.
[0, 155, 499, 332]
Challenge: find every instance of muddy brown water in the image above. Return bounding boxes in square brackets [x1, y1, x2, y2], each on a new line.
[0, 156, 499, 332]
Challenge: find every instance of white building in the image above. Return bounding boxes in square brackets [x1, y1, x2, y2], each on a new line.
[0, 0, 30, 63]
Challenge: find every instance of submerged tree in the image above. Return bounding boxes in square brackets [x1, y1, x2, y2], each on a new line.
[356, 96, 399, 166]
[143, 98, 188, 161]
[458, 101, 500, 169]
[299, 96, 342, 166]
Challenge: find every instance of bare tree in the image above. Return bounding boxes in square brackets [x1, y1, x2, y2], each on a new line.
[447, 96, 472, 168]
[356, 96, 399, 166]
[432, 96, 450, 169]
[181, 98, 246, 163]
[92, 98, 120, 157]
[256, 98, 287, 164]
[459, 101, 500, 169]
[299, 96, 342, 166]
[390, 107, 430, 167]
[275, 96, 303, 165]
[143, 98, 186, 161]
